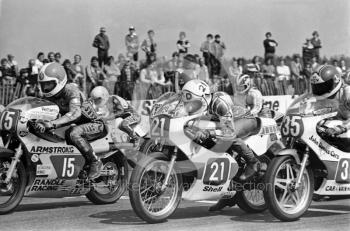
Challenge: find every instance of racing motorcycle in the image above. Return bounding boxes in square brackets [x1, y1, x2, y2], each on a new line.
[0, 97, 141, 214]
[264, 94, 350, 221]
[129, 93, 284, 223]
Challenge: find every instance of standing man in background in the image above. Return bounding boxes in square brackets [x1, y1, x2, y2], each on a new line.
[263, 32, 278, 62]
[141, 29, 157, 64]
[177, 31, 191, 56]
[92, 27, 110, 67]
[125, 26, 139, 62]
[310, 31, 322, 60]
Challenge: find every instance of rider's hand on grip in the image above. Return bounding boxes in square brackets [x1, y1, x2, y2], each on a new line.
[325, 125, 347, 137]
[34, 121, 54, 133]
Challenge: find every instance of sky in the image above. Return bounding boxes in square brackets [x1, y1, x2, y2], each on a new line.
[0, 0, 349, 66]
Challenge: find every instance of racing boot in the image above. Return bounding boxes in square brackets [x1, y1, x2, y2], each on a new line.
[130, 134, 140, 147]
[208, 196, 237, 212]
[87, 151, 103, 179]
[239, 159, 260, 181]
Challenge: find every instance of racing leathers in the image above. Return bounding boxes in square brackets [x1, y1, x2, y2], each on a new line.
[35, 83, 104, 178]
[93, 95, 141, 143]
[323, 84, 350, 136]
[190, 91, 260, 180]
[234, 87, 272, 118]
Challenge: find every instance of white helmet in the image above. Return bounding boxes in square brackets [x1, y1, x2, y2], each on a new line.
[236, 74, 252, 94]
[182, 80, 212, 112]
[38, 63, 67, 97]
[90, 86, 110, 108]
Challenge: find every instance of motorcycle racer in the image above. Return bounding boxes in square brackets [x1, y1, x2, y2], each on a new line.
[34, 62, 104, 179]
[310, 65, 350, 137]
[182, 79, 261, 211]
[90, 86, 141, 144]
[234, 73, 272, 118]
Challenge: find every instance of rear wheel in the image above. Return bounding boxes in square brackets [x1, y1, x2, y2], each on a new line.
[0, 158, 26, 214]
[86, 154, 128, 204]
[129, 155, 182, 223]
[236, 155, 269, 213]
[264, 156, 314, 221]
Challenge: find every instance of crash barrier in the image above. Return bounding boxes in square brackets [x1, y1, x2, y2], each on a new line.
[0, 82, 23, 106]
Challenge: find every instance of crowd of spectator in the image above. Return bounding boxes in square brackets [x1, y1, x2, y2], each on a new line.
[1, 27, 349, 105]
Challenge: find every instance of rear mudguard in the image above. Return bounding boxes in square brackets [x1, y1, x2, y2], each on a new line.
[0, 147, 15, 158]
[273, 148, 301, 164]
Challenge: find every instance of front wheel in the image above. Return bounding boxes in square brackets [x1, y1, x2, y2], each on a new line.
[129, 155, 183, 223]
[264, 156, 314, 221]
[86, 154, 128, 204]
[0, 158, 26, 214]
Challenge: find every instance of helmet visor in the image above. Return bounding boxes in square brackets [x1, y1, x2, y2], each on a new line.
[311, 79, 333, 96]
[40, 80, 57, 94]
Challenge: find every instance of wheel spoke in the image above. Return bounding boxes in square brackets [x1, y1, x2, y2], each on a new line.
[275, 178, 287, 190]
[140, 185, 153, 196]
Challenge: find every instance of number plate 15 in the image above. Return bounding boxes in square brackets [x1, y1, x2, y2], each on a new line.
[0, 109, 20, 132]
[150, 116, 170, 138]
[281, 115, 304, 137]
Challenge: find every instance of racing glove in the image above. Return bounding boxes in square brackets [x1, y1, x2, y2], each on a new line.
[34, 121, 55, 133]
[325, 125, 347, 137]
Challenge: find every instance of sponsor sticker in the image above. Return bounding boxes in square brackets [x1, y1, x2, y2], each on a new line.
[31, 154, 39, 163]
[36, 165, 52, 175]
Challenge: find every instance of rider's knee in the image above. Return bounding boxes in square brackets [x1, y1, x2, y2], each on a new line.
[66, 126, 83, 145]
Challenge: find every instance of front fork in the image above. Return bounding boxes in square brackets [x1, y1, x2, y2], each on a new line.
[161, 147, 178, 191]
[295, 147, 309, 189]
[4, 143, 23, 184]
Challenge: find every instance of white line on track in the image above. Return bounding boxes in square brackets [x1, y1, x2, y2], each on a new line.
[308, 208, 350, 214]
[196, 200, 217, 204]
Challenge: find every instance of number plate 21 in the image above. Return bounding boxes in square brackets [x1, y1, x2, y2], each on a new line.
[150, 115, 170, 138]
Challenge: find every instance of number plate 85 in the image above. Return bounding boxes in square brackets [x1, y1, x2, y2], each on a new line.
[281, 115, 304, 137]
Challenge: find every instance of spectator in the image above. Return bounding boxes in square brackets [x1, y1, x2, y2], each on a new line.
[290, 55, 304, 95]
[310, 31, 322, 60]
[214, 34, 226, 60]
[43, 59, 50, 64]
[92, 27, 110, 67]
[311, 56, 319, 72]
[228, 58, 242, 92]
[237, 58, 245, 74]
[0, 58, 16, 84]
[34, 52, 45, 72]
[263, 32, 278, 61]
[261, 57, 276, 95]
[54, 52, 62, 64]
[276, 58, 291, 95]
[138, 58, 166, 99]
[302, 62, 313, 93]
[103, 56, 120, 94]
[116, 53, 126, 70]
[7, 54, 19, 77]
[175, 54, 197, 92]
[197, 57, 210, 84]
[18, 59, 38, 96]
[119, 58, 138, 100]
[340, 59, 348, 75]
[141, 29, 157, 64]
[200, 34, 217, 79]
[177, 31, 190, 56]
[62, 59, 75, 82]
[333, 59, 342, 75]
[86, 56, 106, 94]
[71, 54, 85, 93]
[125, 26, 139, 62]
[47, 52, 55, 63]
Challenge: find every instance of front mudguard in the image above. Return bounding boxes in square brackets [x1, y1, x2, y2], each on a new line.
[273, 148, 301, 164]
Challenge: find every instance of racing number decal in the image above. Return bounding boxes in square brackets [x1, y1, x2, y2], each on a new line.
[0, 109, 20, 132]
[50, 155, 85, 179]
[62, 157, 75, 178]
[336, 158, 350, 183]
[281, 115, 304, 137]
[203, 158, 230, 186]
[150, 116, 169, 138]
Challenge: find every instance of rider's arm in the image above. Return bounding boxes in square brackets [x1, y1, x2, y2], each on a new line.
[247, 89, 263, 116]
[51, 98, 82, 128]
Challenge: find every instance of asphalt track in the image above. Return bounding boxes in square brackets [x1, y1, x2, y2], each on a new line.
[0, 196, 349, 231]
